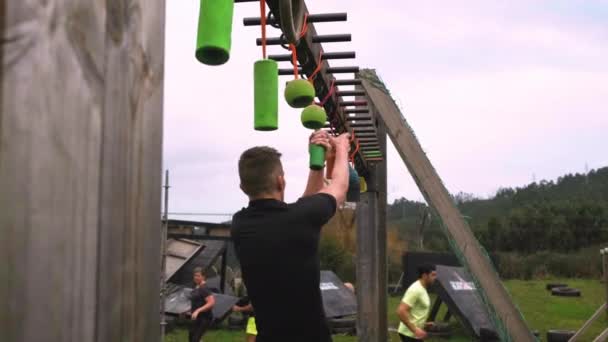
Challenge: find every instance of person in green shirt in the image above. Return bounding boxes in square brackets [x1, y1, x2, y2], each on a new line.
[396, 264, 437, 341]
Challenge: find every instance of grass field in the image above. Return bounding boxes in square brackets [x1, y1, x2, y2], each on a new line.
[166, 279, 607, 341]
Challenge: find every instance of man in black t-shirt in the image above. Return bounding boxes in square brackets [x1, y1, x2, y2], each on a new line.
[232, 131, 350, 342]
[188, 267, 215, 342]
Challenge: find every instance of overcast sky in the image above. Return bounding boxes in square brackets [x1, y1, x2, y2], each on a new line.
[163, 1, 608, 222]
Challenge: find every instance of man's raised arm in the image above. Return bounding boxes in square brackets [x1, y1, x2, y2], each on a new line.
[302, 130, 332, 197]
[319, 133, 350, 205]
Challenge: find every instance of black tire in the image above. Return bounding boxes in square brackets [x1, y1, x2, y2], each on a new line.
[227, 315, 247, 327]
[479, 327, 500, 342]
[546, 283, 568, 291]
[551, 287, 581, 297]
[427, 322, 451, 333]
[427, 331, 452, 338]
[547, 329, 576, 342]
[328, 316, 356, 329]
[332, 326, 356, 335]
[164, 315, 177, 334]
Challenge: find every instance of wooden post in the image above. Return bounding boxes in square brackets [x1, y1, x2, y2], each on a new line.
[356, 101, 388, 342]
[220, 246, 228, 294]
[161, 171, 170, 338]
[603, 248, 608, 315]
[0, 2, 165, 342]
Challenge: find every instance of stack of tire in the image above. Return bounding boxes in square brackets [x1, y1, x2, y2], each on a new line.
[546, 283, 581, 297]
[327, 316, 356, 335]
[545, 283, 579, 342]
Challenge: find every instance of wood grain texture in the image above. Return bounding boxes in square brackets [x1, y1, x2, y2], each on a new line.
[355, 106, 388, 342]
[0, 1, 165, 341]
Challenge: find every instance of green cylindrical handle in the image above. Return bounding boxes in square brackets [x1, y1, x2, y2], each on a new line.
[309, 144, 326, 170]
[195, 0, 234, 65]
[254, 59, 279, 131]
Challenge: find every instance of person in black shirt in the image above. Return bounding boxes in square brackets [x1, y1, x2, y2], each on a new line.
[188, 267, 215, 342]
[232, 296, 257, 342]
[232, 131, 350, 342]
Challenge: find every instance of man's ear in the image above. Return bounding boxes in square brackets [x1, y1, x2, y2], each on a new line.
[277, 174, 285, 192]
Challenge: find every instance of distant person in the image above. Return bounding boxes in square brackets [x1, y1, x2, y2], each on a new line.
[188, 267, 215, 342]
[396, 264, 437, 341]
[232, 296, 257, 342]
[232, 131, 350, 342]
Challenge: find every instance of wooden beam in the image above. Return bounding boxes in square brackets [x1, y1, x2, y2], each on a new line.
[592, 327, 608, 342]
[220, 247, 228, 293]
[0, 2, 165, 342]
[355, 86, 388, 342]
[570, 303, 607, 342]
[359, 69, 535, 341]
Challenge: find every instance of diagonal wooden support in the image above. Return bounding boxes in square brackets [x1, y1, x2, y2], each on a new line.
[570, 303, 607, 341]
[359, 69, 536, 342]
[592, 327, 608, 342]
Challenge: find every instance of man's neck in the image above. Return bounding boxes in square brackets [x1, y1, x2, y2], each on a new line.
[419, 279, 428, 288]
[249, 193, 283, 202]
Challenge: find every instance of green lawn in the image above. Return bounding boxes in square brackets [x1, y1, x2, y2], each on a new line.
[166, 279, 607, 341]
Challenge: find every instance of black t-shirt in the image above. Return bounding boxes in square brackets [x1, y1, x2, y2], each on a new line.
[231, 193, 337, 342]
[190, 285, 213, 319]
[236, 296, 255, 317]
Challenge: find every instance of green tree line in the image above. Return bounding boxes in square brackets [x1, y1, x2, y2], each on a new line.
[389, 166, 608, 254]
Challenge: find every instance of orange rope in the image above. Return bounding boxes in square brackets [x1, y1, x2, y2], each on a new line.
[289, 44, 299, 78]
[308, 51, 323, 84]
[318, 79, 335, 105]
[260, 0, 267, 59]
[299, 13, 309, 39]
[349, 131, 359, 163]
[288, 13, 309, 79]
[350, 140, 360, 164]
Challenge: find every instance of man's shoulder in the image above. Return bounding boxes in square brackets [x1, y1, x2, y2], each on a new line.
[230, 209, 248, 231]
[405, 280, 424, 295]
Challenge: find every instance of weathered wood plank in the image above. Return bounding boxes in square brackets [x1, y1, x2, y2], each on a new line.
[0, 1, 165, 341]
[355, 110, 388, 342]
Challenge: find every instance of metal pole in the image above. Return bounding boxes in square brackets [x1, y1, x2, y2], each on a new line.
[160, 170, 170, 339]
[603, 248, 608, 316]
[220, 247, 228, 294]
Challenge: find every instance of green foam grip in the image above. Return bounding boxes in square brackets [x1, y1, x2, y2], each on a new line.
[254, 59, 279, 131]
[309, 144, 326, 170]
[285, 79, 315, 108]
[196, 0, 234, 66]
[301, 104, 327, 129]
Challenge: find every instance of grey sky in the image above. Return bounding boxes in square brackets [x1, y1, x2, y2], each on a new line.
[163, 1, 608, 222]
